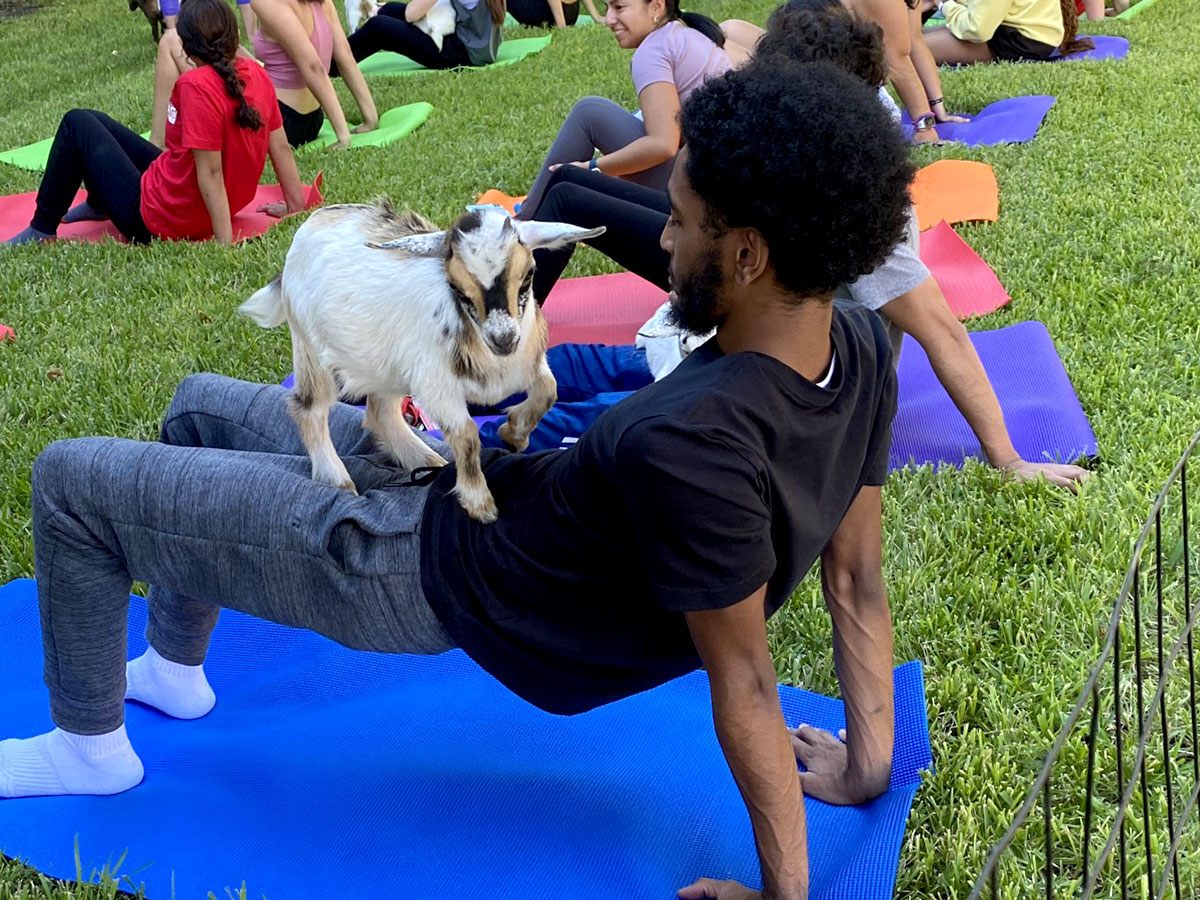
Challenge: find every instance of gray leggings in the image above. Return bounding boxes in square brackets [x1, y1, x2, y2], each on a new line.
[519, 96, 675, 220]
[31, 374, 455, 736]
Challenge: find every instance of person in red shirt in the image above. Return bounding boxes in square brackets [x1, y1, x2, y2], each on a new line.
[5, 0, 306, 247]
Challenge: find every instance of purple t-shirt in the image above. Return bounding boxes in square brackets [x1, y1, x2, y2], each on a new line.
[630, 20, 731, 103]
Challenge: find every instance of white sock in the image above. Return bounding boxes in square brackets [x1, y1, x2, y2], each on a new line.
[0, 725, 144, 798]
[125, 645, 217, 720]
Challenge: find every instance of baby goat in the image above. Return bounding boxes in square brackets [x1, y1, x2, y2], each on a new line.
[240, 202, 603, 523]
[345, 0, 454, 50]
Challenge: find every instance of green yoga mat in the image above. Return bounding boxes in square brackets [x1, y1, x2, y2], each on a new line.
[0, 130, 150, 173]
[1116, 0, 1160, 18]
[504, 11, 598, 26]
[298, 102, 432, 153]
[356, 34, 551, 76]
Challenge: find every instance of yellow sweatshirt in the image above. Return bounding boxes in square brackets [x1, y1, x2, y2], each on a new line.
[940, 0, 1064, 47]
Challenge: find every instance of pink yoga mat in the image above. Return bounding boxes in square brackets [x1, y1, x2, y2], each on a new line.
[919, 221, 1011, 318]
[543, 272, 667, 347]
[0, 173, 324, 244]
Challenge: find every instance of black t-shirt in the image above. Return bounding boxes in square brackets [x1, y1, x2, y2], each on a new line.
[419, 305, 897, 715]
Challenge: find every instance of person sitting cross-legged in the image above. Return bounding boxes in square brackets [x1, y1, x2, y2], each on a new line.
[2, 60, 912, 900]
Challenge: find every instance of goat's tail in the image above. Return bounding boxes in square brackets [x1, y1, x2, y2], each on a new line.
[240, 273, 287, 328]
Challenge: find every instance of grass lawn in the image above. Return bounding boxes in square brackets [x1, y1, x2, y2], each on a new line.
[1, 0, 1199, 895]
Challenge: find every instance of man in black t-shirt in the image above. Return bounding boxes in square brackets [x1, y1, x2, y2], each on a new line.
[8, 58, 914, 900]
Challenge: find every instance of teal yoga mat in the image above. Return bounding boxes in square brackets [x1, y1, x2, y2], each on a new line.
[356, 34, 551, 76]
[297, 102, 432, 152]
[0, 578, 931, 899]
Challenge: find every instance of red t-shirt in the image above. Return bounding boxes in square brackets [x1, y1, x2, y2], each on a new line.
[140, 59, 282, 240]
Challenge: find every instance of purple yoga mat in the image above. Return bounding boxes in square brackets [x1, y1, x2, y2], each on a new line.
[1051, 35, 1130, 61]
[901, 96, 1056, 146]
[889, 321, 1096, 471]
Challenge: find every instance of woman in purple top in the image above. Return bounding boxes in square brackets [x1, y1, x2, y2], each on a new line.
[516, 0, 730, 220]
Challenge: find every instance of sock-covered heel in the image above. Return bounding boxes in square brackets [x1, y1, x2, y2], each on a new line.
[0, 726, 144, 798]
[125, 646, 216, 719]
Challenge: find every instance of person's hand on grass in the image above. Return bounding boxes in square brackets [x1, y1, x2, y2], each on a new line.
[998, 458, 1091, 492]
[790, 725, 888, 806]
[931, 102, 970, 124]
[678, 878, 763, 899]
[351, 119, 378, 134]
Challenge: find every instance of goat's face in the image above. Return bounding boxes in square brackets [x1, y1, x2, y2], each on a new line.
[445, 211, 533, 357]
[367, 209, 607, 357]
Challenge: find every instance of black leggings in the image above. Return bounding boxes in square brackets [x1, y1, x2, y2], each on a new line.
[532, 165, 671, 302]
[33, 109, 161, 242]
[344, 2, 471, 70]
[508, 0, 580, 27]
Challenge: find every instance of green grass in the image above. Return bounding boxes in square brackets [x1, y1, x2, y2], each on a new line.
[1, 0, 1198, 896]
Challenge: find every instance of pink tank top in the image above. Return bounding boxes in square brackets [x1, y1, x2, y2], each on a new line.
[253, 4, 334, 91]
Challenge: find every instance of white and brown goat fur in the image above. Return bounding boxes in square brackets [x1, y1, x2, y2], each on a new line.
[240, 201, 603, 523]
[345, 0, 454, 50]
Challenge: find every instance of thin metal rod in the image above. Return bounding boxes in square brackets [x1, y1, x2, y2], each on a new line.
[1133, 567, 1155, 883]
[1116, 618, 1129, 900]
[1154, 511, 1182, 900]
[1083, 686, 1100, 881]
[1043, 772, 1053, 898]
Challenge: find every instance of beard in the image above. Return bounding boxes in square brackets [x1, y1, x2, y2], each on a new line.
[666, 254, 725, 336]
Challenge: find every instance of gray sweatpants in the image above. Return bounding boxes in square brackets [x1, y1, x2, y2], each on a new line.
[31, 374, 455, 736]
[519, 95, 675, 220]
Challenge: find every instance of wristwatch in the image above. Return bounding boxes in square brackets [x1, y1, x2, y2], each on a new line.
[589, 158, 603, 173]
[913, 113, 937, 133]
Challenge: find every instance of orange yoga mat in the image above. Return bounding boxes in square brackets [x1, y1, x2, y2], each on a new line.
[911, 160, 999, 232]
[919, 221, 1011, 318]
[475, 189, 526, 216]
[0, 173, 324, 244]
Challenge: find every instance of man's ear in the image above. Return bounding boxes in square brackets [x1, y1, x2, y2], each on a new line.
[733, 228, 771, 287]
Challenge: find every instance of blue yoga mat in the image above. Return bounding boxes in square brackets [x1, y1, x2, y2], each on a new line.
[902, 95, 1055, 145]
[0, 578, 931, 899]
[890, 321, 1097, 471]
[1051, 35, 1130, 61]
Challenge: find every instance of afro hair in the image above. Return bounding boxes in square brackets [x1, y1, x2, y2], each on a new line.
[678, 60, 914, 298]
[756, 4, 888, 88]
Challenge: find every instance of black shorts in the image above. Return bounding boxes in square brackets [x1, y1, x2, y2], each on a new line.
[507, 0, 580, 27]
[278, 101, 325, 148]
[988, 24, 1056, 61]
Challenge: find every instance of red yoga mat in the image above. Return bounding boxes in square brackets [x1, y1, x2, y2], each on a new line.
[918, 221, 1011, 318]
[0, 173, 324, 244]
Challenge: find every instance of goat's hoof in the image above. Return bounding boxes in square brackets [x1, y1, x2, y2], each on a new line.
[460, 494, 498, 524]
[497, 421, 530, 453]
[336, 480, 359, 494]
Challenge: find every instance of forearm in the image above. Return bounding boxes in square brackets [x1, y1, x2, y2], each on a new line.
[196, 170, 233, 243]
[714, 683, 809, 900]
[597, 135, 675, 178]
[269, 143, 308, 212]
[887, 51, 934, 121]
[907, 9, 945, 104]
[239, 3, 257, 38]
[922, 319, 1020, 467]
[340, 61, 378, 126]
[547, 0, 568, 27]
[301, 64, 352, 139]
[581, 0, 605, 22]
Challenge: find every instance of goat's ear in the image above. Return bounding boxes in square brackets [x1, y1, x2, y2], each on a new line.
[515, 222, 606, 251]
[365, 231, 448, 257]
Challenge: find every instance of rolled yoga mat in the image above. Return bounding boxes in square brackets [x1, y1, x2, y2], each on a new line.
[0, 173, 324, 244]
[0, 578, 931, 900]
[297, 102, 432, 152]
[356, 34, 551, 76]
[902, 95, 1056, 146]
[889, 320, 1097, 470]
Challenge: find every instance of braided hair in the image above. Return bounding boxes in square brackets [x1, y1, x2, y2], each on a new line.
[177, 0, 264, 131]
[1057, 0, 1094, 55]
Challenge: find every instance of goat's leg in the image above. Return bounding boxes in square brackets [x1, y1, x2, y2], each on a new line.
[289, 339, 356, 493]
[439, 413, 497, 524]
[497, 363, 557, 453]
[363, 394, 447, 471]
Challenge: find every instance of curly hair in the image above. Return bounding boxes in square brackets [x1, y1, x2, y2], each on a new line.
[756, 4, 888, 87]
[178, 0, 263, 131]
[678, 60, 914, 298]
